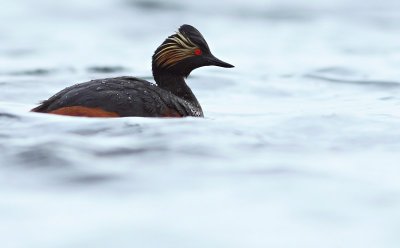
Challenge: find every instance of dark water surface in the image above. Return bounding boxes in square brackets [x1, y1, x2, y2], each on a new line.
[1, 0, 400, 247]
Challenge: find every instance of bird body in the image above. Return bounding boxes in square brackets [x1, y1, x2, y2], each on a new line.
[31, 25, 233, 117]
[32, 76, 202, 117]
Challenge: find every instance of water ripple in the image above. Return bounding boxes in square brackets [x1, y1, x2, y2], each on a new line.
[87, 66, 127, 73]
[306, 74, 400, 88]
[127, 0, 183, 11]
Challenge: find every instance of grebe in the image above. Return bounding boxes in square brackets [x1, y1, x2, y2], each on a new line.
[31, 24, 234, 117]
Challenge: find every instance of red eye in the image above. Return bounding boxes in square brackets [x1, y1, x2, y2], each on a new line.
[194, 48, 202, 56]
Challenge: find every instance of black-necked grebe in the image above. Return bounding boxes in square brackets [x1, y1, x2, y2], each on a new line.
[31, 24, 234, 117]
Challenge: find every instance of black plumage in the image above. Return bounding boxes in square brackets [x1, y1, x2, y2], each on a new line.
[32, 24, 234, 117]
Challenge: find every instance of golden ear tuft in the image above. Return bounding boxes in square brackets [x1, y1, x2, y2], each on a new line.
[155, 31, 199, 68]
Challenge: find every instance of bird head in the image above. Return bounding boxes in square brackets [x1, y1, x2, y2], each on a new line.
[152, 24, 234, 78]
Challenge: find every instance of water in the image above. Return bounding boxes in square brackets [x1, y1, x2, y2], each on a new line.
[1, 0, 400, 247]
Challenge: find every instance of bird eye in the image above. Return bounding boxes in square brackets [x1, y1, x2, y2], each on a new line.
[194, 48, 202, 56]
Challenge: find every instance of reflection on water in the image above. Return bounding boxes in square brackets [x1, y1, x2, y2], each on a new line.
[1, 0, 400, 248]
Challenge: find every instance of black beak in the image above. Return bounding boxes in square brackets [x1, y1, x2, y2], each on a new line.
[207, 54, 234, 68]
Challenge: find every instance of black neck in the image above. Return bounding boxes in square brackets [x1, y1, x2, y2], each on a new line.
[152, 70, 201, 109]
